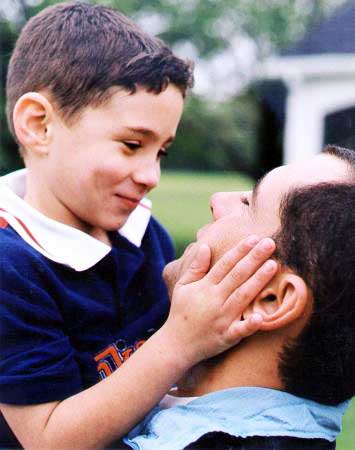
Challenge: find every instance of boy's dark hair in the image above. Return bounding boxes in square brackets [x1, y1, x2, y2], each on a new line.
[6, 1, 193, 143]
[274, 174, 355, 404]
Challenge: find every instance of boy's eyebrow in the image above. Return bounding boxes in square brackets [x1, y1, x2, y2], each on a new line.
[125, 126, 175, 144]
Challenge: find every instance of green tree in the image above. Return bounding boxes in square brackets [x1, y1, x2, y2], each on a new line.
[0, 17, 22, 173]
[164, 91, 261, 175]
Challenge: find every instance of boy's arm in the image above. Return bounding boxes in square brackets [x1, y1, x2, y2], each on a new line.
[1, 237, 276, 450]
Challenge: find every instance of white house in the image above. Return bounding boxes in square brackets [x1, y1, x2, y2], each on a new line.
[259, 1, 355, 164]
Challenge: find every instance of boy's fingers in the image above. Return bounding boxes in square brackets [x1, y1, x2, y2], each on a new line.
[177, 243, 212, 286]
[226, 313, 263, 344]
[218, 238, 276, 297]
[206, 235, 261, 285]
[223, 259, 278, 316]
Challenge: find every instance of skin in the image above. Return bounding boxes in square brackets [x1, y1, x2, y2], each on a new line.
[1, 85, 278, 449]
[165, 152, 349, 283]
[20, 85, 185, 244]
[164, 152, 350, 397]
[201, 152, 348, 261]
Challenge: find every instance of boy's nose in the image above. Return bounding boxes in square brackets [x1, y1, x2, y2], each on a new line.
[209, 191, 240, 220]
[132, 161, 160, 191]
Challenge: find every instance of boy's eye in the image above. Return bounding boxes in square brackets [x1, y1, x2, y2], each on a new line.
[158, 148, 168, 158]
[123, 141, 141, 150]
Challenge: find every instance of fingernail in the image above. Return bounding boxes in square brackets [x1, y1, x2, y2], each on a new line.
[261, 238, 274, 251]
[264, 260, 277, 272]
[247, 235, 260, 246]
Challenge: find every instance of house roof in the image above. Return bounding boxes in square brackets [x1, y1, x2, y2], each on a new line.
[282, 1, 355, 56]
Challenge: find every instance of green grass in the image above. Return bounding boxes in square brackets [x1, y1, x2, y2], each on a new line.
[337, 399, 355, 450]
[149, 170, 355, 449]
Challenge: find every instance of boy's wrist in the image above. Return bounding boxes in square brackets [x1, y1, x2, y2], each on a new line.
[150, 323, 198, 376]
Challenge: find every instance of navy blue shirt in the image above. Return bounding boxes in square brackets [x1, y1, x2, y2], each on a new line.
[0, 217, 174, 447]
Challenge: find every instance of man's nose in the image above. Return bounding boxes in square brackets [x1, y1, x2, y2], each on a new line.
[209, 191, 240, 220]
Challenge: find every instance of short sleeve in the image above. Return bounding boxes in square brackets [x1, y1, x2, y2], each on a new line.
[0, 244, 83, 404]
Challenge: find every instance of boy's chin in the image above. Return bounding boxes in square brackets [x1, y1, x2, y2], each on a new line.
[103, 214, 131, 231]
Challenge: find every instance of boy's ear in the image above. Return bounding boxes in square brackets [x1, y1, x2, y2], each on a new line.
[243, 273, 309, 332]
[13, 92, 54, 154]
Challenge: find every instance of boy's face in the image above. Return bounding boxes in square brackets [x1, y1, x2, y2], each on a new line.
[40, 85, 184, 238]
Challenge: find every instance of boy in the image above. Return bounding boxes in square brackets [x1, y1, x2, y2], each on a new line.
[0, 2, 276, 448]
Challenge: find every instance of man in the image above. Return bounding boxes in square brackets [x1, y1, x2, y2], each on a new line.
[124, 145, 355, 450]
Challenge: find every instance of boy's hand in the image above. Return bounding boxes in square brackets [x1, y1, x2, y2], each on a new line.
[161, 236, 277, 366]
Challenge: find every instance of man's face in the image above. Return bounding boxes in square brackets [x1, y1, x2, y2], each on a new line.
[164, 153, 349, 291]
[41, 85, 184, 237]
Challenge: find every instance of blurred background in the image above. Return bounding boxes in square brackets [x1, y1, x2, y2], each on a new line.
[0, 1, 354, 446]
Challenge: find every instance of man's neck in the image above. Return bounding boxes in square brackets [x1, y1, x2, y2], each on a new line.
[175, 332, 285, 397]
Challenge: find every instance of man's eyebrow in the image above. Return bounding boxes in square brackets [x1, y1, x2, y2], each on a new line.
[251, 171, 270, 209]
[125, 126, 175, 144]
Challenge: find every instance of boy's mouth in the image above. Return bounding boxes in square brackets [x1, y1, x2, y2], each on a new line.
[115, 194, 141, 209]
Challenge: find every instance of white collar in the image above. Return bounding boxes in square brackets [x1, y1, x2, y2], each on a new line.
[0, 169, 152, 271]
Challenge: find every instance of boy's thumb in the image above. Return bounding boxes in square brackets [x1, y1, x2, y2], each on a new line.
[177, 243, 211, 286]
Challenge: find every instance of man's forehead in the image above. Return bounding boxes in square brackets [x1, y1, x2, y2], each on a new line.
[253, 153, 348, 206]
[251, 172, 267, 209]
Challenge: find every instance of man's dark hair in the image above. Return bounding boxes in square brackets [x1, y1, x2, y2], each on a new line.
[6, 1, 193, 144]
[324, 144, 355, 178]
[274, 179, 355, 405]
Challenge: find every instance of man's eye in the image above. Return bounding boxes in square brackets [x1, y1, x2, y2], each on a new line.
[241, 196, 250, 206]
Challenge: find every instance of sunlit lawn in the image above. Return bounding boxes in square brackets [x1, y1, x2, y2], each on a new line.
[149, 170, 355, 450]
[337, 399, 355, 450]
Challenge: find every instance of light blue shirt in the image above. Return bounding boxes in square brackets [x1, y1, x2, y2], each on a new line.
[124, 387, 349, 450]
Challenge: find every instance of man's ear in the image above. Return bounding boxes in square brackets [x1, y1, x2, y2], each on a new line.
[13, 92, 54, 155]
[243, 273, 309, 332]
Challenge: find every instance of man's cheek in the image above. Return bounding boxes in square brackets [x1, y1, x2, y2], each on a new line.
[163, 259, 182, 300]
